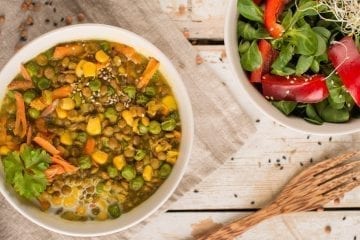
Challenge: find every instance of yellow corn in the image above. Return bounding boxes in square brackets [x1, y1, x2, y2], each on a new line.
[0, 146, 10, 155]
[116, 193, 127, 203]
[143, 165, 153, 181]
[59, 98, 75, 111]
[83, 61, 96, 77]
[75, 60, 86, 77]
[60, 131, 73, 145]
[162, 95, 177, 111]
[92, 150, 109, 165]
[63, 195, 76, 207]
[30, 98, 47, 111]
[42, 90, 53, 105]
[141, 116, 150, 126]
[113, 155, 126, 170]
[118, 66, 126, 75]
[86, 116, 102, 135]
[96, 211, 108, 221]
[75, 205, 87, 216]
[51, 196, 62, 206]
[56, 107, 67, 119]
[121, 110, 133, 126]
[95, 50, 110, 63]
[166, 151, 179, 164]
[132, 118, 139, 133]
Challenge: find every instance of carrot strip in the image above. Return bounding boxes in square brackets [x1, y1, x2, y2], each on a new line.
[8, 80, 34, 90]
[45, 164, 65, 181]
[52, 85, 73, 99]
[84, 137, 96, 155]
[33, 136, 60, 155]
[53, 45, 84, 60]
[112, 43, 142, 64]
[40, 99, 59, 117]
[20, 64, 32, 81]
[14, 92, 27, 138]
[137, 58, 159, 89]
[51, 155, 78, 173]
[0, 117, 7, 144]
[26, 126, 32, 145]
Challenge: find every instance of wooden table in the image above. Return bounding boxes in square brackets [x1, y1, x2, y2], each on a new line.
[135, 1, 360, 239]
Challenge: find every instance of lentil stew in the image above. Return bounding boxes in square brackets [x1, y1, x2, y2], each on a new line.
[0, 40, 181, 221]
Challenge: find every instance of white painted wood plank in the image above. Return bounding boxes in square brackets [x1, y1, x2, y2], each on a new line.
[168, 46, 360, 209]
[135, 211, 360, 239]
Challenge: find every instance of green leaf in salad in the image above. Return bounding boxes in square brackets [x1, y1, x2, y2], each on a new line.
[305, 104, 323, 124]
[286, 0, 318, 29]
[310, 59, 320, 73]
[271, 44, 294, 70]
[237, 0, 263, 23]
[286, 24, 318, 55]
[312, 27, 331, 40]
[271, 67, 296, 76]
[272, 101, 297, 115]
[296, 55, 314, 75]
[2, 145, 51, 199]
[237, 21, 269, 40]
[240, 40, 262, 71]
[313, 32, 328, 57]
[281, 10, 293, 30]
[320, 105, 350, 123]
[238, 41, 250, 54]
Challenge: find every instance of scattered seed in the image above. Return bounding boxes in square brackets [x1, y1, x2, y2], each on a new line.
[45, 18, 50, 24]
[310, 158, 313, 163]
[317, 207, 324, 212]
[300, 162, 303, 166]
[282, 155, 286, 160]
[230, 157, 234, 161]
[334, 198, 340, 205]
[77, 13, 85, 22]
[318, 141, 322, 145]
[53, 22, 58, 27]
[193, 189, 199, 193]
[255, 119, 260, 123]
[53, 7, 56, 13]
[20, 36, 27, 41]
[26, 16, 33, 25]
[234, 194, 238, 198]
[324, 225, 331, 234]
[21, 2, 29, 11]
[276, 159, 280, 163]
[251, 201, 255, 205]
[0, 15, 5, 25]
[182, 28, 190, 38]
[195, 54, 203, 65]
[268, 159, 271, 163]
[329, 137, 332, 142]
[307, 135, 310, 139]
[342, 216, 346, 221]
[60, 17, 64, 22]
[280, 166, 284, 170]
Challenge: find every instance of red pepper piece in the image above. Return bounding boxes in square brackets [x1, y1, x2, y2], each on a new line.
[264, 0, 286, 38]
[262, 74, 329, 103]
[328, 36, 360, 106]
[250, 39, 274, 83]
[253, 0, 263, 4]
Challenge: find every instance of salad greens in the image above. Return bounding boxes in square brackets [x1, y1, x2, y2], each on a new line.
[237, 0, 360, 124]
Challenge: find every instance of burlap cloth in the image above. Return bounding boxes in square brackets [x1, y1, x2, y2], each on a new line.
[0, 0, 256, 239]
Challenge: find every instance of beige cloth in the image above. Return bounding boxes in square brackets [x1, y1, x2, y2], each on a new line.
[0, 0, 256, 239]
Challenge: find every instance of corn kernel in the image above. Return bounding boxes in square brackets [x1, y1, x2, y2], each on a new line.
[143, 165, 153, 181]
[121, 110, 133, 126]
[75, 60, 86, 77]
[116, 193, 127, 203]
[42, 90, 53, 105]
[113, 155, 126, 170]
[118, 66, 126, 75]
[83, 61, 96, 77]
[63, 195, 76, 207]
[92, 150, 108, 165]
[162, 95, 177, 111]
[95, 50, 110, 63]
[56, 107, 67, 119]
[60, 131, 73, 145]
[86, 116, 102, 135]
[96, 211, 108, 221]
[0, 146, 10, 155]
[132, 118, 139, 133]
[51, 196, 62, 206]
[166, 151, 178, 164]
[141, 117, 150, 126]
[76, 205, 87, 216]
[59, 98, 75, 111]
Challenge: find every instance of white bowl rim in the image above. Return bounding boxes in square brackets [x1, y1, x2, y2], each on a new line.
[224, 0, 360, 136]
[0, 23, 194, 237]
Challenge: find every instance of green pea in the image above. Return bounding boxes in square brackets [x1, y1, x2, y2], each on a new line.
[24, 90, 36, 104]
[134, 149, 146, 161]
[104, 107, 118, 123]
[96, 182, 105, 193]
[123, 86, 136, 99]
[78, 156, 91, 170]
[6, 91, 15, 100]
[89, 79, 101, 91]
[107, 203, 121, 219]
[37, 77, 51, 90]
[100, 41, 111, 52]
[73, 92, 82, 107]
[136, 94, 149, 105]
[25, 61, 39, 77]
[144, 86, 156, 97]
[28, 108, 40, 119]
[107, 165, 118, 178]
[161, 119, 176, 131]
[138, 124, 148, 135]
[107, 86, 115, 96]
[121, 165, 136, 181]
[129, 176, 144, 191]
[159, 163, 172, 178]
[76, 132, 88, 143]
[238, 41, 250, 54]
[148, 121, 161, 134]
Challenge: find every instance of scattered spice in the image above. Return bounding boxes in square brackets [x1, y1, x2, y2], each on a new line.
[20, 36, 27, 42]
[324, 225, 331, 234]
[280, 166, 284, 170]
[250, 201, 255, 205]
[53, 22, 58, 27]
[268, 159, 271, 163]
[276, 159, 280, 163]
[307, 135, 310, 139]
[230, 157, 234, 161]
[234, 194, 238, 198]
[300, 162, 304, 167]
[21, 2, 29, 11]
[195, 54, 203, 65]
[0, 15, 5, 25]
[53, 7, 56, 13]
[45, 19, 50, 23]
[329, 137, 332, 142]
[255, 119, 260, 123]
[60, 17, 64, 22]
[318, 141, 322, 145]
[282, 155, 286, 160]
[310, 158, 313, 163]
[183, 28, 190, 38]
[77, 13, 85, 22]
[342, 216, 346, 221]
[65, 16, 73, 25]
[26, 16, 33, 25]
[334, 198, 340, 205]
[193, 189, 199, 193]
[317, 206, 324, 212]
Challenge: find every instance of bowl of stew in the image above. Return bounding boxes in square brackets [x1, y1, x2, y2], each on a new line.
[225, 0, 360, 135]
[0, 24, 193, 236]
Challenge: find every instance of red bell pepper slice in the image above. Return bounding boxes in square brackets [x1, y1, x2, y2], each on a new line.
[250, 39, 275, 83]
[264, 0, 286, 38]
[253, 0, 263, 4]
[328, 36, 360, 107]
[262, 74, 329, 103]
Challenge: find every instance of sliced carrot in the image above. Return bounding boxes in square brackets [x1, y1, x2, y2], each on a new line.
[51, 155, 78, 173]
[52, 85, 73, 99]
[84, 137, 96, 155]
[14, 92, 27, 138]
[26, 126, 32, 145]
[8, 80, 34, 90]
[33, 136, 60, 155]
[53, 44, 84, 60]
[0, 117, 7, 144]
[20, 64, 32, 81]
[45, 164, 65, 181]
[137, 58, 159, 89]
[112, 43, 142, 64]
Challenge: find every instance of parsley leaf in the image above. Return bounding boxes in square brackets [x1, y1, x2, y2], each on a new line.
[2, 145, 51, 200]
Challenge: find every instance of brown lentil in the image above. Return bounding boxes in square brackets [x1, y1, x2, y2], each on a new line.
[65, 16, 73, 25]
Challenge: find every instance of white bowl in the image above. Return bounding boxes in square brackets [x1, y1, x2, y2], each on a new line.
[225, 0, 359, 135]
[0, 24, 194, 236]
